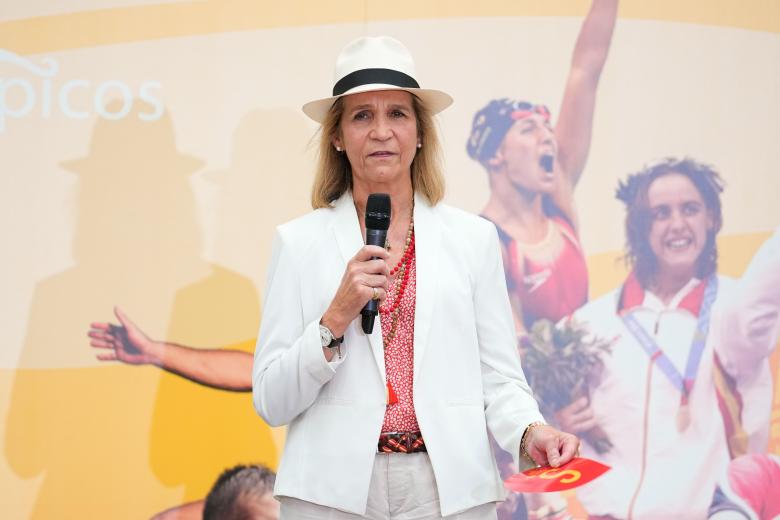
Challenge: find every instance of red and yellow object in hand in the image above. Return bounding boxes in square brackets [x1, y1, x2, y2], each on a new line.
[504, 457, 610, 493]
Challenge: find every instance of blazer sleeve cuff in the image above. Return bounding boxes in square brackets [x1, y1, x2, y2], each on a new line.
[302, 318, 341, 384]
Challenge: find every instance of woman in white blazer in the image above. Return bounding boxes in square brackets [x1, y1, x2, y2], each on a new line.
[252, 36, 579, 520]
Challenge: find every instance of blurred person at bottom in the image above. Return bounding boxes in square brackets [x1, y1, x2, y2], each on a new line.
[152, 464, 278, 520]
[252, 36, 578, 520]
[562, 158, 773, 519]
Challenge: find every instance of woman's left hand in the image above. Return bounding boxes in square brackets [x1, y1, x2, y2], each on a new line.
[523, 424, 580, 468]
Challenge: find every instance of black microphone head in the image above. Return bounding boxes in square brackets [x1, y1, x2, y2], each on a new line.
[365, 193, 391, 230]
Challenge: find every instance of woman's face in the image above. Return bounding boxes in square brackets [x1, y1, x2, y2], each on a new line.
[489, 113, 557, 194]
[645, 172, 714, 282]
[334, 90, 419, 190]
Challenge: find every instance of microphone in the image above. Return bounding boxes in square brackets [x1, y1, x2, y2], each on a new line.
[361, 193, 391, 334]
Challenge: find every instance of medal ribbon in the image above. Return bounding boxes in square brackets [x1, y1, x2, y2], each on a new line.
[621, 276, 718, 405]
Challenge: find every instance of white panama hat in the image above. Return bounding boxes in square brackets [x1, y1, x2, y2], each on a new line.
[302, 36, 453, 123]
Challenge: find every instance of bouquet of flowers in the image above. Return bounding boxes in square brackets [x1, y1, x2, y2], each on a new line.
[521, 318, 614, 454]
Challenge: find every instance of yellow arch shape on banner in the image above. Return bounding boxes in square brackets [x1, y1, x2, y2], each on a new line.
[0, 0, 779, 55]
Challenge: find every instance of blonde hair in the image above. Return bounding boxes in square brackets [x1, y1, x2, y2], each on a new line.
[311, 93, 445, 208]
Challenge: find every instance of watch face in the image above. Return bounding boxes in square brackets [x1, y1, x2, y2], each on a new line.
[319, 325, 332, 347]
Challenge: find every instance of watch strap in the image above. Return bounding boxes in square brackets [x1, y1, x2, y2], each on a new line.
[320, 325, 343, 360]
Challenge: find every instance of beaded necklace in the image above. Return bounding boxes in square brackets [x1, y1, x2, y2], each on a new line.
[380, 214, 415, 346]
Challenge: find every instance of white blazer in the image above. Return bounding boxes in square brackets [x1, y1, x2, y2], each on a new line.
[252, 192, 543, 516]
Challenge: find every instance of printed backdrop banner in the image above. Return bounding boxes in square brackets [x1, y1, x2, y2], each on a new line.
[1, 1, 779, 519]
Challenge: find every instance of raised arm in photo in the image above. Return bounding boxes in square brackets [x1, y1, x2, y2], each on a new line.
[89, 306, 252, 391]
[555, 0, 618, 191]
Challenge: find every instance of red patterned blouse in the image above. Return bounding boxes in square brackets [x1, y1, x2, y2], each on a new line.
[380, 255, 419, 432]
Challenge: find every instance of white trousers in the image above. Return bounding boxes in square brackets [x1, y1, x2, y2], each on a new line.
[279, 452, 497, 519]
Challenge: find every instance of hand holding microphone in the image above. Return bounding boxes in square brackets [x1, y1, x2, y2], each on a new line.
[320, 193, 391, 340]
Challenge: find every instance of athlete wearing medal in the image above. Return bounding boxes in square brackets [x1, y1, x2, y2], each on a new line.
[559, 158, 773, 519]
[619, 275, 718, 433]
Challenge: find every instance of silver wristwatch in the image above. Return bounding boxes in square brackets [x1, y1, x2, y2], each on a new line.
[319, 324, 344, 358]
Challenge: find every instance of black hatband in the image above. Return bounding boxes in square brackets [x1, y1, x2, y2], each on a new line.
[333, 68, 419, 96]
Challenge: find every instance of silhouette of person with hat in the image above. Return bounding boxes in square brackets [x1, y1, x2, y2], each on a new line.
[7, 100, 267, 517]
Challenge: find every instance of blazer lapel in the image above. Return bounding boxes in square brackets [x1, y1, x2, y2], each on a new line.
[331, 192, 386, 384]
[412, 194, 441, 383]
[332, 192, 362, 266]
